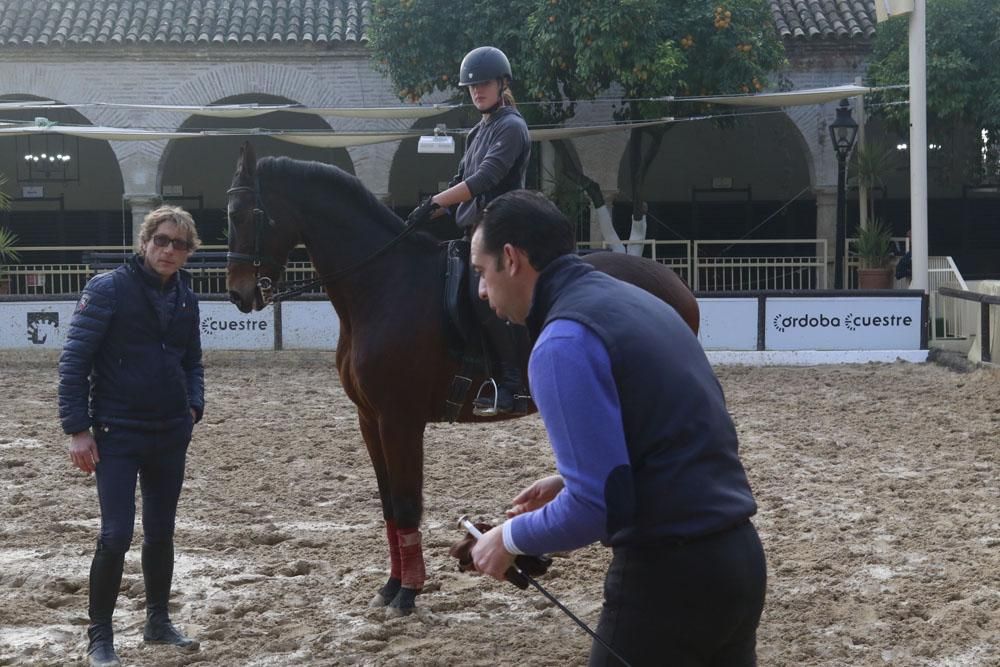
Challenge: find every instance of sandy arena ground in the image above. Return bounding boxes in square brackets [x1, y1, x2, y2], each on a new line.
[0, 349, 997, 666]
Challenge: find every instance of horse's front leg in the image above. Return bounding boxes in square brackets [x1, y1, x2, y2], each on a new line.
[378, 414, 426, 617]
[357, 411, 405, 608]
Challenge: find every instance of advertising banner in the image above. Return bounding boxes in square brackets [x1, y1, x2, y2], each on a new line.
[765, 297, 922, 350]
[0, 302, 76, 349]
[197, 302, 274, 350]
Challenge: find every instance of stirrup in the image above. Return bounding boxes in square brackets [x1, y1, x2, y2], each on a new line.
[472, 378, 530, 417]
[472, 378, 502, 417]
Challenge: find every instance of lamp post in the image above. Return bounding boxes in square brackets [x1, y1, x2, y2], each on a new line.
[829, 98, 858, 289]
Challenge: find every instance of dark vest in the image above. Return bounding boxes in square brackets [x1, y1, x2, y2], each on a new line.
[526, 255, 757, 545]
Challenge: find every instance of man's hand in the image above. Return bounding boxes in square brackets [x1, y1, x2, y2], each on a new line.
[506, 475, 564, 518]
[69, 430, 99, 473]
[471, 522, 516, 582]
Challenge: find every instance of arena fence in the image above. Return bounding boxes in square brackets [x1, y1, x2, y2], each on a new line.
[937, 286, 1000, 363]
[0, 241, 972, 346]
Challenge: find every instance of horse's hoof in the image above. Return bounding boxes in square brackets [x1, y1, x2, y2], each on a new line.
[369, 577, 401, 607]
[385, 587, 420, 618]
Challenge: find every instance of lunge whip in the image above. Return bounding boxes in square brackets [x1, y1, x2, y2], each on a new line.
[457, 515, 633, 667]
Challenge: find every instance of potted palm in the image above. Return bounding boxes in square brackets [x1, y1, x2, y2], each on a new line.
[855, 218, 893, 289]
[0, 175, 18, 294]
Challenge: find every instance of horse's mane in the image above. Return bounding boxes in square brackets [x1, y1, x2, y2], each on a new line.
[256, 156, 438, 248]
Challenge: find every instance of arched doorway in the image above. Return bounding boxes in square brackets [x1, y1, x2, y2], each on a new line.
[616, 113, 813, 243]
[0, 94, 125, 258]
[160, 93, 354, 246]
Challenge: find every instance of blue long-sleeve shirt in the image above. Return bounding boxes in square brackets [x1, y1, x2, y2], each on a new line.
[505, 319, 628, 555]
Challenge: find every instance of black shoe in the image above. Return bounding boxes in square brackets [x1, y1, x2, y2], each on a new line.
[86, 626, 121, 667]
[142, 542, 200, 650]
[143, 615, 199, 650]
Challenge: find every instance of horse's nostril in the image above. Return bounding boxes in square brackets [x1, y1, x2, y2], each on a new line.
[228, 290, 242, 306]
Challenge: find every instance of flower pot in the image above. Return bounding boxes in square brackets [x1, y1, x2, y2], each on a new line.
[857, 267, 893, 289]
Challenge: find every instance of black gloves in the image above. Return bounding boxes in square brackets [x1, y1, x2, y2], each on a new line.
[405, 197, 440, 227]
[448, 522, 553, 590]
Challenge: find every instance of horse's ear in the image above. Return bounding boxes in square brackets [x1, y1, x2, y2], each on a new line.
[237, 141, 257, 179]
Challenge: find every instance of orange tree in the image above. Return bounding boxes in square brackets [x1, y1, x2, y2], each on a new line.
[369, 0, 785, 244]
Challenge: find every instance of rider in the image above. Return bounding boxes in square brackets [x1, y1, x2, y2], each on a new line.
[408, 46, 532, 416]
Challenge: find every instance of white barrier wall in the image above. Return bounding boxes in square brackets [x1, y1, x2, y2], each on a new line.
[698, 298, 759, 351]
[0, 295, 924, 361]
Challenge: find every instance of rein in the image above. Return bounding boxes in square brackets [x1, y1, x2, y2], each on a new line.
[226, 183, 427, 304]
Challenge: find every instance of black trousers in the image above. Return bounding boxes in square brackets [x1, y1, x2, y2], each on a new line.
[93, 418, 192, 553]
[589, 521, 767, 667]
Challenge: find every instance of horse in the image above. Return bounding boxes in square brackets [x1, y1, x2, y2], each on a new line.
[225, 142, 699, 615]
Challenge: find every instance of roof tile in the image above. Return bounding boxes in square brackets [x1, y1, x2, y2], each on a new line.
[0, 0, 369, 47]
[771, 0, 877, 41]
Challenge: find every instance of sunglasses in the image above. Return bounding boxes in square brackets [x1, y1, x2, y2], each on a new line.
[152, 234, 192, 251]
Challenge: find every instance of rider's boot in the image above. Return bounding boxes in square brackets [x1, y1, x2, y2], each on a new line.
[142, 542, 199, 650]
[473, 316, 528, 416]
[86, 542, 124, 667]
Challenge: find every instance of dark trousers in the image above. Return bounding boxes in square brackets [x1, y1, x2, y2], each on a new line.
[589, 521, 767, 667]
[94, 419, 192, 554]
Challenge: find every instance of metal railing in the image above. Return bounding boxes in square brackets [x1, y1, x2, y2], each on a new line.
[926, 257, 975, 341]
[0, 245, 324, 298]
[693, 239, 827, 291]
[577, 239, 692, 284]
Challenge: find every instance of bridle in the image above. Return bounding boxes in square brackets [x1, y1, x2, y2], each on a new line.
[225, 180, 429, 305]
[225, 184, 286, 305]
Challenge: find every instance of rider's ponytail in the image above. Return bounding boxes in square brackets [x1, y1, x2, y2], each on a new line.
[502, 87, 517, 109]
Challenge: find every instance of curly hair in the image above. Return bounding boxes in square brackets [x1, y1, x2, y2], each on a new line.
[136, 206, 202, 255]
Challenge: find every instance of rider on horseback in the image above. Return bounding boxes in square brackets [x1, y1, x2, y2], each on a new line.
[408, 46, 532, 416]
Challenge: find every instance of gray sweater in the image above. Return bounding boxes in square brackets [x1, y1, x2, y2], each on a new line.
[453, 106, 531, 230]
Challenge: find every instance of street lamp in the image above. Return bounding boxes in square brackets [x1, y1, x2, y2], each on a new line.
[829, 98, 858, 289]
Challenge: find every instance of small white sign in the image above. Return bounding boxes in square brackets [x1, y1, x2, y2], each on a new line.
[162, 184, 184, 196]
[0, 302, 75, 349]
[21, 185, 44, 198]
[198, 302, 274, 350]
[711, 176, 733, 190]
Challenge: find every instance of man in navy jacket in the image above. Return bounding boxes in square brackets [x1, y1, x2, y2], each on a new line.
[469, 191, 766, 666]
[59, 206, 204, 667]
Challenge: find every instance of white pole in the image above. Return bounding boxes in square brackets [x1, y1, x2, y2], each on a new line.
[909, 0, 928, 293]
[855, 75, 868, 230]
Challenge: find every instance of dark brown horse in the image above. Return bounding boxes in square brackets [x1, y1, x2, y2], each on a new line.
[225, 143, 699, 615]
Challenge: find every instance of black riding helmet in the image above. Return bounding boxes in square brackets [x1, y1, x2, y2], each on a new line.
[458, 46, 512, 87]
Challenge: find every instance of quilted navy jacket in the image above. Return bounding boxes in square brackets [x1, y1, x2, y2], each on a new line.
[58, 256, 205, 434]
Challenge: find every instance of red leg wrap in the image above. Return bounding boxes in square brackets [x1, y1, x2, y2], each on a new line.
[397, 527, 426, 590]
[385, 520, 401, 580]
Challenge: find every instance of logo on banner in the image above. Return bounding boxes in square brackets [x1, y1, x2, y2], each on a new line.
[772, 312, 913, 334]
[200, 317, 269, 335]
[26, 312, 59, 344]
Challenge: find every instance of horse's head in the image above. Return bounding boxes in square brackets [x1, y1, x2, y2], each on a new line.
[226, 142, 299, 312]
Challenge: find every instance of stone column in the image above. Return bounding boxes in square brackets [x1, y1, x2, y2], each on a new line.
[814, 186, 837, 289]
[125, 194, 162, 249]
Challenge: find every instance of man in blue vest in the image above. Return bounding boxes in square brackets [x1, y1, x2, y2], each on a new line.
[59, 206, 204, 667]
[468, 190, 767, 666]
